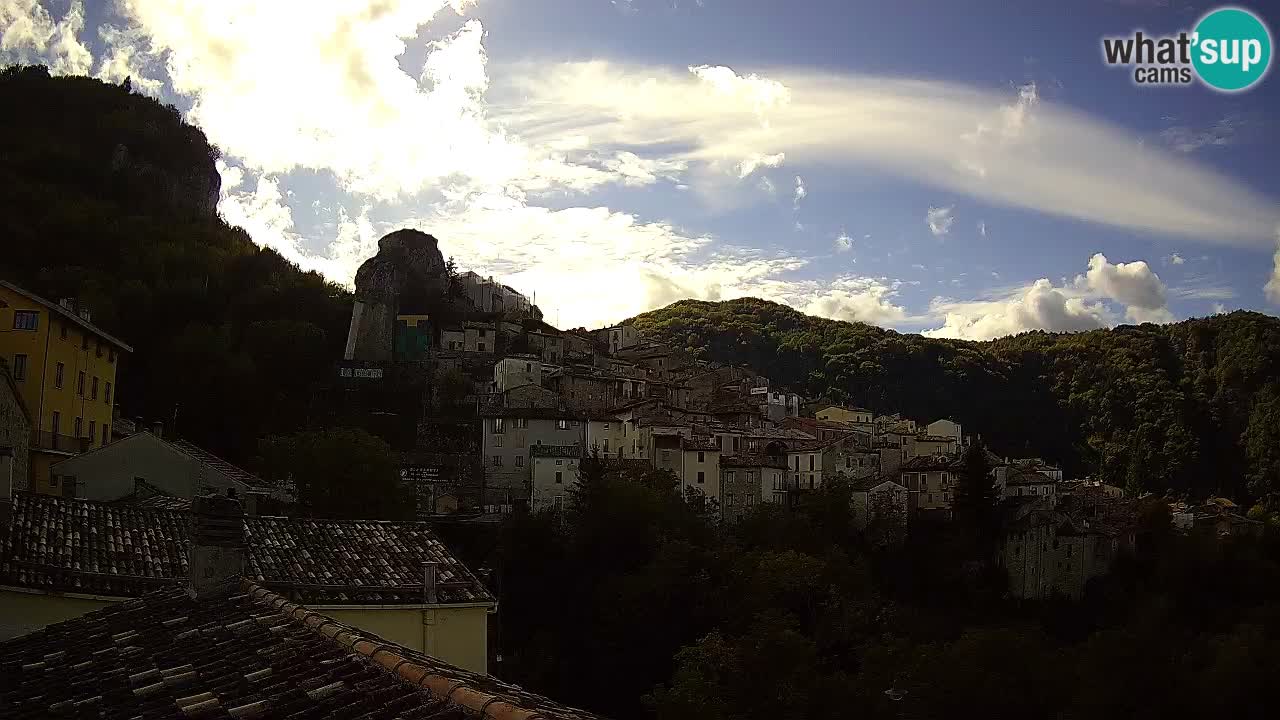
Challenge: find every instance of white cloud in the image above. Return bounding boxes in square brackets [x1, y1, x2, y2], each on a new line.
[924, 252, 1178, 340]
[1267, 244, 1280, 305]
[926, 205, 955, 236]
[1077, 253, 1171, 323]
[1168, 253, 1185, 265]
[735, 152, 785, 178]
[1211, 303, 1227, 315]
[834, 231, 853, 252]
[793, 175, 806, 207]
[925, 279, 1110, 340]
[103, 1, 677, 201]
[757, 176, 776, 195]
[93, 23, 163, 93]
[496, 62, 1279, 245]
[978, 221, 987, 237]
[797, 277, 910, 326]
[1, 0, 93, 75]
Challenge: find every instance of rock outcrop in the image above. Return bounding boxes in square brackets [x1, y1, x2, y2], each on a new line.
[344, 230, 450, 361]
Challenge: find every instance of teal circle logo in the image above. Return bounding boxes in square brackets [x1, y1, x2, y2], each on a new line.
[1192, 7, 1272, 92]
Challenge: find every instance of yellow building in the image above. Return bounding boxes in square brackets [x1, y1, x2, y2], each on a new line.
[0, 280, 132, 493]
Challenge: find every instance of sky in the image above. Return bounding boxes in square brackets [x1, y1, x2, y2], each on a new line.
[2, 0, 1278, 337]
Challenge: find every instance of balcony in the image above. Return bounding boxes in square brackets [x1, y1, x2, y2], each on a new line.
[30, 430, 89, 454]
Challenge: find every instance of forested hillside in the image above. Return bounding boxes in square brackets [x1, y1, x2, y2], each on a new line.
[632, 298, 1280, 499]
[0, 65, 352, 461]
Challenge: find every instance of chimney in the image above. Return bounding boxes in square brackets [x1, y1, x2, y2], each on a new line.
[189, 494, 246, 598]
[151, 421, 163, 439]
[422, 561, 438, 604]
[78, 308, 92, 323]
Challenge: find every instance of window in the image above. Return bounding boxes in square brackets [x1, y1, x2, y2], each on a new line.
[492, 418, 504, 433]
[88, 421, 96, 446]
[660, 450, 671, 462]
[515, 418, 528, 429]
[726, 493, 735, 506]
[60, 323, 67, 340]
[555, 471, 563, 484]
[51, 411, 61, 436]
[82, 335, 88, 351]
[694, 471, 705, 484]
[555, 458, 563, 466]
[50, 475, 59, 489]
[553, 495, 563, 510]
[108, 348, 115, 363]
[493, 455, 503, 467]
[73, 416, 83, 438]
[478, 342, 486, 352]
[54, 362, 64, 388]
[104, 382, 112, 404]
[95, 341, 103, 359]
[809, 455, 815, 471]
[102, 424, 110, 446]
[91, 377, 99, 400]
[725, 471, 736, 482]
[747, 471, 756, 483]
[602, 439, 610, 452]
[809, 474, 815, 489]
[514, 455, 523, 468]
[12, 354, 27, 381]
[746, 495, 755, 506]
[494, 435, 504, 448]
[12, 310, 38, 330]
[557, 419, 569, 430]
[77, 371, 85, 396]
[733, 436, 740, 452]
[525, 363, 532, 372]
[794, 456, 800, 471]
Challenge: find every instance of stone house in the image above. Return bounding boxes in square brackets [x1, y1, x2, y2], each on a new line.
[900, 454, 960, 515]
[850, 477, 909, 539]
[719, 452, 790, 524]
[530, 445, 580, 513]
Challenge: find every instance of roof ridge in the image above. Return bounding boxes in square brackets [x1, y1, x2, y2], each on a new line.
[241, 579, 545, 720]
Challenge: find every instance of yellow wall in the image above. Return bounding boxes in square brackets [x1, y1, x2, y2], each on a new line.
[321, 605, 491, 673]
[0, 586, 491, 674]
[0, 586, 118, 639]
[0, 285, 125, 491]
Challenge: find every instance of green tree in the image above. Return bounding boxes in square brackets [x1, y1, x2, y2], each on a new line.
[255, 428, 410, 520]
[953, 440, 996, 557]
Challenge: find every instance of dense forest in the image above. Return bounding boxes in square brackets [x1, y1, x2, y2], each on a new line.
[632, 298, 1280, 500]
[495, 453, 1280, 720]
[0, 65, 352, 462]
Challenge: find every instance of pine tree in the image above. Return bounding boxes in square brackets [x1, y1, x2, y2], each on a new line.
[953, 439, 996, 555]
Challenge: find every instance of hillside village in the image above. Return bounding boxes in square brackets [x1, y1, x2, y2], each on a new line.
[1, 228, 1274, 718]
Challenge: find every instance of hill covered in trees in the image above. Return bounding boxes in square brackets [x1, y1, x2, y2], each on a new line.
[632, 298, 1280, 500]
[0, 65, 352, 462]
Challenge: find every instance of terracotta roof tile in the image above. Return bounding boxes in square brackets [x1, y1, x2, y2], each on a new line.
[1, 494, 494, 604]
[0, 580, 605, 720]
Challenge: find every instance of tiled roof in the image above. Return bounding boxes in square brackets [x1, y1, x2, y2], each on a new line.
[682, 436, 720, 452]
[0, 279, 134, 352]
[0, 580, 605, 720]
[900, 454, 960, 471]
[1, 494, 494, 605]
[719, 454, 788, 469]
[113, 479, 193, 512]
[1005, 468, 1058, 486]
[167, 439, 266, 489]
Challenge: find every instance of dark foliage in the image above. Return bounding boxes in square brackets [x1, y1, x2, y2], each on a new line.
[0, 66, 352, 462]
[633, 298, 1280, 499]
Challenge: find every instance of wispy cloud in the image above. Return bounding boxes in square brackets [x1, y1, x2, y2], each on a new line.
[926, 205, 955, 236]
[1160, 115, 1247, 153]
[793, 175, 806, 208]
[978, 220, 987, 237]
[497, 62, 1279, 245]
[834, 230, 853, 253]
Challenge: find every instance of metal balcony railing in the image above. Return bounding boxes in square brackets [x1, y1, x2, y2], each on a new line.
[30, 430, 89, 453]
